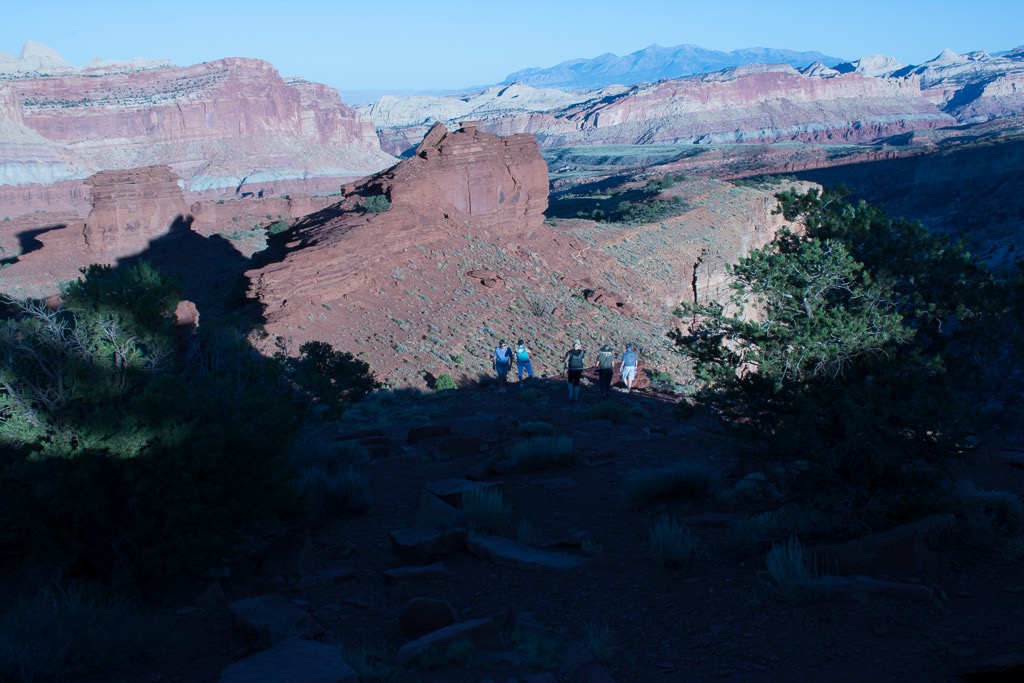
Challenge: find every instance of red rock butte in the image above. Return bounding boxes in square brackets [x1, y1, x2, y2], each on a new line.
[248, 122, 550, 331]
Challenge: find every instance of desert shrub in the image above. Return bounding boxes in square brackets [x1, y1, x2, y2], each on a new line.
[583, 618, 614, 664]
[298, 465, 371, 516]
[266, 219, 291, 235]
[498, 436, 576, 473]
[0, 584, 166, 682]
[623, 461, 718, 509]
[0, 263, 312, 580]
[649, 515, 702, 568]
[518, 387, 544, 402]
[765, 535, 821, 602]
[517, 421, 556, 437]
[363, 194, 391, 214]
[433, 373, 458, 391]
[293, 341, 380, 416]
[589, 400, 629, 423]
[952, 481, 1024, 550]
[461, 486, 510, 534]
[722, 507, 831, 555]
[507, 627, 563, 669]
[675, 188, 1016, 518]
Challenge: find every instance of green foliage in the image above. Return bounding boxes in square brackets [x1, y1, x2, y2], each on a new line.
[622, 461, 718, 509]
[0, 584, 166, 682]
[266, 219, 291, 235]
[290, 437, 372, 517]
[0, 263, 315, 580]
[363, 194, 391, 214]
[433, 373, 458, 391]
[460, 486, 511, 534]
[507, 627, 563, 669]
[674, 189, 1005, 500]
[343, 644, 402, 682]
[406, 637, 476, 670]
[294, 341, 380, 416]
[649, 515, 702, 568]
[496, 436, 576, 473]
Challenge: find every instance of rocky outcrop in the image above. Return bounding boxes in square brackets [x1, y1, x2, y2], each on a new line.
[249, 123, 549, 325]
[82, 166, 190, 258]
[0, 44, 394, 191]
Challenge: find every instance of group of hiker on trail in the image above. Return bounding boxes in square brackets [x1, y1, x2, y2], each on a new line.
[492, 338, 639, 400]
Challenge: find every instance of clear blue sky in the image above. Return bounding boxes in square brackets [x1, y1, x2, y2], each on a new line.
[2, 0, 1020, 93]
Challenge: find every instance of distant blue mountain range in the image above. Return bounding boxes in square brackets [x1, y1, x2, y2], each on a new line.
[502, 43, 845, 90]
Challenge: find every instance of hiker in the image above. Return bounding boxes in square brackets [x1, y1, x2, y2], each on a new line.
[620, 342, 639, 392]
[493, 339, 513, 393]
[562, 339, 586, 402]
[514, 339, 534, 386]
[595, 344, 615, 399]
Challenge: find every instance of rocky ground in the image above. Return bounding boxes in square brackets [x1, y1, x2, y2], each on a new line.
[60, 375, 1024, 683]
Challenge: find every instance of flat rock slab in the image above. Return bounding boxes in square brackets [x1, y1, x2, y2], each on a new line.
[810, 514, 957, 576]
[397, 617, 501, 665]
[802, 575, 935, 602]
[383, 562, 455, 583]
[424, 478, 499, 506]
[294, 568, 356, 589]
[390, 526, 467, 564]
[468, 535, 588, 570]
[415, 490, 463, 530]
[220, 637, 357, 683]
[229, 593, 324, 645]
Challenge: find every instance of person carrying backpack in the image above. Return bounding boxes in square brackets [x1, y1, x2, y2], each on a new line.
[595, 344, 615, 399]
[493, 339, 513, 393]
[620, 343, 639, 392]
[562, 339, 585, 402]
[514, 339, 533, 386]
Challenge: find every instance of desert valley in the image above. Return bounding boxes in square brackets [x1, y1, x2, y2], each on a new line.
[2, 34, 1024, 682]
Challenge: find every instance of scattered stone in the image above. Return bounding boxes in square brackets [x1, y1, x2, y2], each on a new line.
[801, 575, 935, 602]
[544, 530, 592, 549]
[399, 597, 458, 636]
[407, 424, 454, 444]
[219, 637, 357, 683]
[294, 568, 357, 589]
[383, 562, 455, 583]
[397, 617, 501, 665]
[389, 526, 468, 564]
[539, 477, 578, 490]
[435, 436, 485, 458]
[560, 641, 617, 682]
[196, 580, 227, 607]
[229, 593, 324, 646]
[467, 535, 588, 570]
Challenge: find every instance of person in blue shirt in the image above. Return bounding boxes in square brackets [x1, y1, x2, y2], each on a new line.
[514, 339, 534, 387]
[493, 339, 513, 393]
[620, 343, 639, 393]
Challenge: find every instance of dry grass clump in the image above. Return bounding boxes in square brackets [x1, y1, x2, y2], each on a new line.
[496, 436, 576, 473]
[649, 515, 702, 568]
[461, 486, 511, 534]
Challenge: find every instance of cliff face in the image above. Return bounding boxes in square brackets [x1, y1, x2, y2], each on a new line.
[0, 48, 395, 192]
[369, 49, 1024, 157]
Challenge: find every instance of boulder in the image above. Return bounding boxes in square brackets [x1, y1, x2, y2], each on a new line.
[220, 637, 357, 683]
[399, 597, 458, 636]
[229, 594, 324, 646]
[397, 617, 501, 665]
